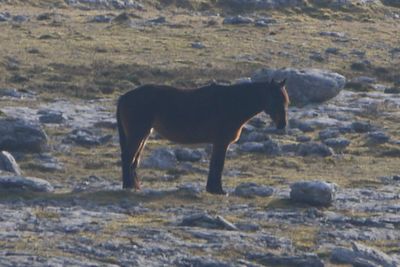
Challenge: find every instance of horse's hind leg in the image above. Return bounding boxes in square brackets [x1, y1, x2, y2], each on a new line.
[122, 125, 152, 190]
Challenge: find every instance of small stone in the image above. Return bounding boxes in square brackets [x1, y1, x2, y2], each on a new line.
[179, 212, 238, 231]
[146, 16, 166, 24]
[223, 15, 254, 25]
[297, 142, 334, 157]
[38, 109, 66, 124]
[234, 182, 274, 198]
[191, 42, 205, 49]
[368, 131, 390, 144]
[12, 15, 28, 23]
[309, 52, 324, 62]
[323, 138, 350, 152]
[325, 47, 340, 54]
[0, 12, 10, 22]
[351, 121, 372, 133]
[319, 128, 340, 140]
[239, 142, 265, 153]
[88, 15, 113, 23]
[175, 148, 203, 162]
[0, 151, 21, 175]
[319, 31, 346, 38]
[142, 148, 177, 170]
[263, 140, 282, 155]
[296, 135, 311, 142]
[64, 128, 112, 147]
[290, 181, 337, 206]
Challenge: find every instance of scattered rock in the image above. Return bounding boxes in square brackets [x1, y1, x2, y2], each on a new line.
[142, 148, 177, 170]
[319, 31, 346, 38]
[64, 128, 112, 147]
[290, 181, 337, 206]
[88, 15, 113, 23]
[296, 135, 311, 142]
[248, 253, 324, 267]
[255, 16, 277, 27]
[367, 131, 390, 144]
[309, 52, 324, 62]
[0, 12, 10, 22]
[175, 257, 231, 267]
[331, 242, 400, 267]
[223, 15, 254, 24]
[325, 47, 340, 54]
[30, 154, 63, 172]
[146, 16, 166, 25]
[0, 117, 48, 153]
[319, 128, 341, 140]
[351, 121, 373, 133]
[64, 0, 143, 10]
[191, 42, 205, 49]
[239, 142, 265, 153]
[252, 68, 346, 106]
[175, 148, 204, 162]
[12, 15, 29, 23]
[0, 151, 21, 175]
[263, 139, 282, 155]
[218, 0, 305, 9]
[289, 118, 315, 132]
[323, 137, 350, 152]
[0, 175, 53, 192]
[38, 109, 67, 124]
[297, 142, 334, 157]
[234, 182, 274, 198]
[179, 212, 238, 231]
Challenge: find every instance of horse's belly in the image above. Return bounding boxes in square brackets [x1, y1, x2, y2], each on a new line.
[152, 119, 215, 144]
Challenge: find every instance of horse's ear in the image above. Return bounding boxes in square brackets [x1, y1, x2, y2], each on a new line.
[279, 79, 286, 87]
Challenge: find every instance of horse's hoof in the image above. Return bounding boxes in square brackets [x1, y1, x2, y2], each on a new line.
[206, 187, 227, 195]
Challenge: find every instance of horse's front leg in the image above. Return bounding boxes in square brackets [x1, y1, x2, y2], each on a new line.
[206, 141, 229, 195]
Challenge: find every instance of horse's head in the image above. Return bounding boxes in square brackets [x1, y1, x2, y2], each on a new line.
[264, 79, 289, 130]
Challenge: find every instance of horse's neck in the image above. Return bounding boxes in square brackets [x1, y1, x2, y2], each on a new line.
[232, 85, 266, 123]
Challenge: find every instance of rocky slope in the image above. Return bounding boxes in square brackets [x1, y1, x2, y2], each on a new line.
[0, 0, 399, 266]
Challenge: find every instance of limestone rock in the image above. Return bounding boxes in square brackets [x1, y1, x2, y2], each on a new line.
[0, 175, 53, 192]
[290, 181, 337, 206]
[252, 68, 346, 106]
[0, 117, 48, 153]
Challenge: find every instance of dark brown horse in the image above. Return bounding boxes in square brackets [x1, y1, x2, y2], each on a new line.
[116, 79, 289, 194]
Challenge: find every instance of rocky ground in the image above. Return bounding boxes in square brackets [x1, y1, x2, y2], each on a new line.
[1, 0, 400, 266]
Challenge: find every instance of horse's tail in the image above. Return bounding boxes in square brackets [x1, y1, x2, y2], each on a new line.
[116, 96, 126, 155]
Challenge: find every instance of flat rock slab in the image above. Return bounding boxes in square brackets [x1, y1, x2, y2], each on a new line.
[252, 68, 346, 106]
[179, 212, 238, 231]
[290, 181, 337, 206]
[0, 175, 53, 192]
[248, 252, 324, 267]
[234, 182, 274, 198]
[331, 242, 400, 267]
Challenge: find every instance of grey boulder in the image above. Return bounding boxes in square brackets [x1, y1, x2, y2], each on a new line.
[0, 117, 48, 153]
[252, 68, 346, 106]
[290, 181, 337, 206]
